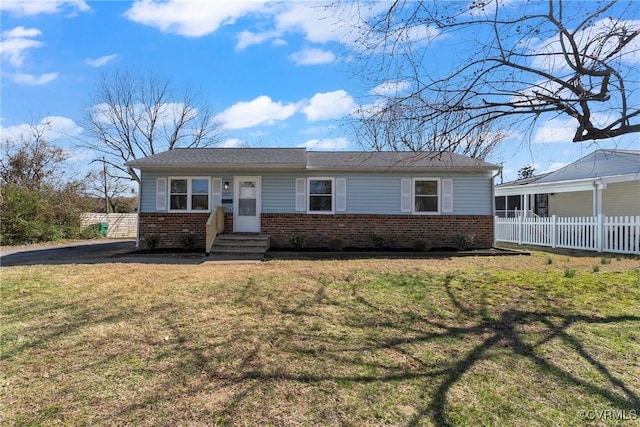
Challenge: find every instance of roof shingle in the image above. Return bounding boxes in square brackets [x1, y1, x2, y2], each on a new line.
[126, 148, 499, 171]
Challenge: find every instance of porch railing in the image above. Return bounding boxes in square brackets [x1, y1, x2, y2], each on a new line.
[495, 215, 640, 255]
[205, 206, 225, 255]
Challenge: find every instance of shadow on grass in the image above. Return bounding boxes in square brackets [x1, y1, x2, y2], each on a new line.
[172, 278, 636, 425]
[4, 270, 639, 426]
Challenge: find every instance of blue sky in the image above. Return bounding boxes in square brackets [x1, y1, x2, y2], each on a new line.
[1, 0, 638, 183]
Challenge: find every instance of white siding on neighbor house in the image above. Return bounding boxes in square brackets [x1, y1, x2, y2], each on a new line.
[602, 181, 640, 216]
[138, 170, 495, 215]
[549, 191, 593, 216]
[546, 181, 640, 217]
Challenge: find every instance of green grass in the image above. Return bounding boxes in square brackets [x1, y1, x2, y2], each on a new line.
[1, 253, 639, 426]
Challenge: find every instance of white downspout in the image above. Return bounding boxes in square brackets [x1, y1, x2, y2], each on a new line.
[492, 168, 502, 247]
[135, 179, 141, 249]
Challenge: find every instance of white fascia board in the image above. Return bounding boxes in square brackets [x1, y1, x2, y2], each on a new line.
[600, 173, 640, 186]
[495, 173, 639, 196]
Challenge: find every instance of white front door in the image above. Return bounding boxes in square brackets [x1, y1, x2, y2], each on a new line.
[234, 176, 261, 233]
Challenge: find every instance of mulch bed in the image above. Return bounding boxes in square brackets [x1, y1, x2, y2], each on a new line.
[265, 246, 528, 260]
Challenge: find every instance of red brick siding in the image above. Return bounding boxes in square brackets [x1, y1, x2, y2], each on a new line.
[262, 214, 493, 249]
[139, 212, 493, 249]
[139, 212, 209, 249]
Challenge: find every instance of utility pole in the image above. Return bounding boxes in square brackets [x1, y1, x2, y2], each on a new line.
[91, 157, 110, 213]
[102, 158, 109, 214]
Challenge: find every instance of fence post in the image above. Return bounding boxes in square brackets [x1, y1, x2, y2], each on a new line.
[517, 215, 523, 245]
[551, 215, 557, 248]
[596, 214, 604, 253]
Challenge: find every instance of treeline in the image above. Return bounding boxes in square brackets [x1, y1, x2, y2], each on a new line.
[0, 127, 135, 245]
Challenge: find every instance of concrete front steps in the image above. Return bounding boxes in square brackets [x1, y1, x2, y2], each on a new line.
[207, 234, 270, 259]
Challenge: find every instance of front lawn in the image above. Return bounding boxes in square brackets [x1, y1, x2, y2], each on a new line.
[1, 253, 639, 426]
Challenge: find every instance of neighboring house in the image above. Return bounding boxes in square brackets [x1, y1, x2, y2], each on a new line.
[126, 148, 501, 250]
[495, 149, 640, 218]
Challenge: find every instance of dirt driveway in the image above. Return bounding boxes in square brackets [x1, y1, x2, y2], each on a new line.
[0, 239, 137, 266]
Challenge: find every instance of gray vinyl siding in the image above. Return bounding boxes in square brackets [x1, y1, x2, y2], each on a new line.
[451, 175, 494, 215]
[139, 170, 494, 215]
[140, 171, 161, 213]
[262, 175, 295, 212]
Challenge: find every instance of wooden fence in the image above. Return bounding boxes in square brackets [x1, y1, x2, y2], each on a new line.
[81, 213, 137, 238]
[495, 215, 640, 255]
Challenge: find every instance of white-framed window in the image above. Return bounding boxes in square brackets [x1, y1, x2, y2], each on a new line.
[168, 177, 210, 211]
[308, 178, 334, 213]
[413, 178, 440, 214]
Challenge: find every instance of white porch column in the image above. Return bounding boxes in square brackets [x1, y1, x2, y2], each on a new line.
[593, 180, 604, 216]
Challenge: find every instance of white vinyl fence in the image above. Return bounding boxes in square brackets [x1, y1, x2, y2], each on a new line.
[495, 215, 640, 255]
[81, 213, 137, 238]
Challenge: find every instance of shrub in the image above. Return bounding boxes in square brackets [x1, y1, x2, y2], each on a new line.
[144, 234, 160, 250]
[601, 257, 611, 265]
[412, 238, 432, 252]
[454, 234, 476, 251]
[369, 233, 387, 249]
[80, 223, 103, 239]
[0, 183, 86, 245]
[592, 265, 600, 273]
[564, 268, 576, 278]
[327, 238, 344, 252]
[180, 233, 197, 250]
[289, 233, 307, 250]
[546, 256, 553, 265]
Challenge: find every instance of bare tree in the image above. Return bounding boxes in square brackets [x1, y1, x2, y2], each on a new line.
[0, 121, 67, 190]
[84, 159, 136, 213]
[344, 0, 640, 149]
[82, 69, 223, 182]
[351, 93, 507, 160]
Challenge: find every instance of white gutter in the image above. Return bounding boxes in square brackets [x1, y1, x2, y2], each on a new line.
[491, 167, 502, 247]
[495, 173, 639, 196]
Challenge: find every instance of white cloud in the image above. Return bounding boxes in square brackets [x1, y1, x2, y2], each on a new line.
[533, 117, 576, 144]
[220, 138, 248, 148]
[0, 116, 83, 142]
[216, 96, 298, 130]
[370, 81, 411, 96]
[86, 54, 119, 67]
[125, 0, 269, 38]
[122, 0, 387, 55]
[8, 72, 58, 86]
[2, 27, 41, 38]
[302, 90, 356, 121]
[274, 3, 349, 44]
[290, 48, 335, 65]
[531, 18, 640, 71]
[0, 26, 43, 67]
[236, 29, 280, 50]
[300, 137, 350, 150]
[0, 0, 89, 16]
[44, 116, 84, 138]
